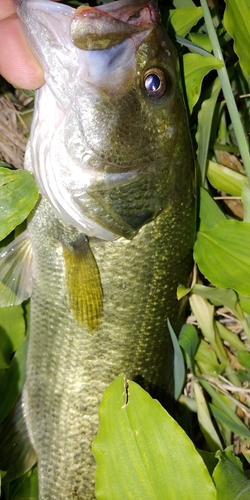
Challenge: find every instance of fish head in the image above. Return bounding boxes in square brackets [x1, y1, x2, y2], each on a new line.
[17, 0, 193, 240]
[70, 1, 179, 159]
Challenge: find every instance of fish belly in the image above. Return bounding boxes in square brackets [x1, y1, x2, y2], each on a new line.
[23, 195, 194, 499]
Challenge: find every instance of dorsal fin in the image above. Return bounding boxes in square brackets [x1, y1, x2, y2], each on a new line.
[63, 237, 103, 330]
[0, 231, 33, 307]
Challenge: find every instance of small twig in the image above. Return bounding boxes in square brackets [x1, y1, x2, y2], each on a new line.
[202, 374, 250, 417]
[218, 375, 250, 393]
[213, 196, 241, 200]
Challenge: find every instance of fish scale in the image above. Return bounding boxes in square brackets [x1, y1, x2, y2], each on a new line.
[22, 187, 194, 498]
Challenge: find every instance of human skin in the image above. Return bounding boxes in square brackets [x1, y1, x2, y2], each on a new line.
[0, 0, 45, 89]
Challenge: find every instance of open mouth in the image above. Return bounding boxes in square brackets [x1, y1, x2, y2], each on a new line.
[70, 1, 159, 50]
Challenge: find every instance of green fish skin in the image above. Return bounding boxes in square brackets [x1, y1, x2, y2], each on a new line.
[1, 0, 196, 498]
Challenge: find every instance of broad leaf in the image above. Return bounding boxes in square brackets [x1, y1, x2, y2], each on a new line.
[224, 0, 250, 80]
[207, 160, 247, 196]
[191, 284, 244, 320]
[194, 220, 250, 296]
[199, 188, 226, 231]
[169, 7, 203, 37]
[213, 447, 250, 500]
[0, 168, 38, 241]
[93, 375, 217, 500]
[183, 54, 223, 113]
[190, 33, 212, 53]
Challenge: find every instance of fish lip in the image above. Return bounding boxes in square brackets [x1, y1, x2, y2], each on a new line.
[73, 2, 159, 26]
[71, 1, 160, 50]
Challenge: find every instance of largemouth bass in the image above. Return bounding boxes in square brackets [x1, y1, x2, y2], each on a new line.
[0, 0, 195, 498]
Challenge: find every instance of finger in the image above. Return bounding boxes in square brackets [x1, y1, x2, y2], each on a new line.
[0, 0, 45, 89]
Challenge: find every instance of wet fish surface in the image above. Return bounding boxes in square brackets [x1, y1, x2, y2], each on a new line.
[0, 0, 196, 498]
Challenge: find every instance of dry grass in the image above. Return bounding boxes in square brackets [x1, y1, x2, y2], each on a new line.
[0, 83, 33, 169]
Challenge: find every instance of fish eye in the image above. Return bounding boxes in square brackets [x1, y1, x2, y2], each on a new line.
[143, 68, 168, 99]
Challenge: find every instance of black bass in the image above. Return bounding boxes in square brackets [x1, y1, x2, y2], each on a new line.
[0, 0, 195, 498]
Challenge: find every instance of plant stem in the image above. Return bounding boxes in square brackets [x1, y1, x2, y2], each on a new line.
[200, 0, 250, 182]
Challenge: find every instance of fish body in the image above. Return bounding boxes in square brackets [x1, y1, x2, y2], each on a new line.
[0, 0, 195, 498]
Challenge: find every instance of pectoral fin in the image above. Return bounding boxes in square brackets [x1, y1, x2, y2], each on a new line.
[0, 395, 37, 481]
[63, 237, 103, 330]
[0, 231, 33, 307]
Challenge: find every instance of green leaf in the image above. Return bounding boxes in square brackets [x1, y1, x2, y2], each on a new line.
[195, 339, 223, 377]
[199, 188, 226, 230]
[200, 0, 250, 181]
[239, 294, 250, 315]
[210, 404, 250, 439]
[93, 375, 217, 500]
[191, 284, 244, 320]
[213, 447, 250, 500]
[183, 54, 223, 113]
[177, 284, 191, 299]
[0, 168, 38, 242]
[191, 284, 250, 345]
[189, 294, 227, 364]
[179, 323, 199, 372]
[0, 161, 11, 168]
[194, 220, 250, 296]
[196, 80, 221, 186]
[190, 33, 212, 53]
[0, 306, 26, 368]
[193, 380, 222, 451]
[9, 468, 38, 500]
[176, 36, 213, 57]
[169, 7, 203, 37]
[197, 450, 218, 477]
[179, 394, 197, 413]
[0, 338, 27, 424]
[242, 183, 250, 222]
[238, 351, 250, 371]
[241, 442, 250, 465]
[224, 0, 250, 80]
[168, 320, 185, 400]
[173, 0, 196, 8]
[216, 321, 247, 353]
[200, 380, 250, 439]
[193, 380, 223, 452]
[207, 160, 247, 196]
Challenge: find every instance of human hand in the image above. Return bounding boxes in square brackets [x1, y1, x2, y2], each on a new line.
[0, 0, 45, 89]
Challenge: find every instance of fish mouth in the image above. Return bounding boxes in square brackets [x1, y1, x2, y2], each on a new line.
[70, 0, 159, 50]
